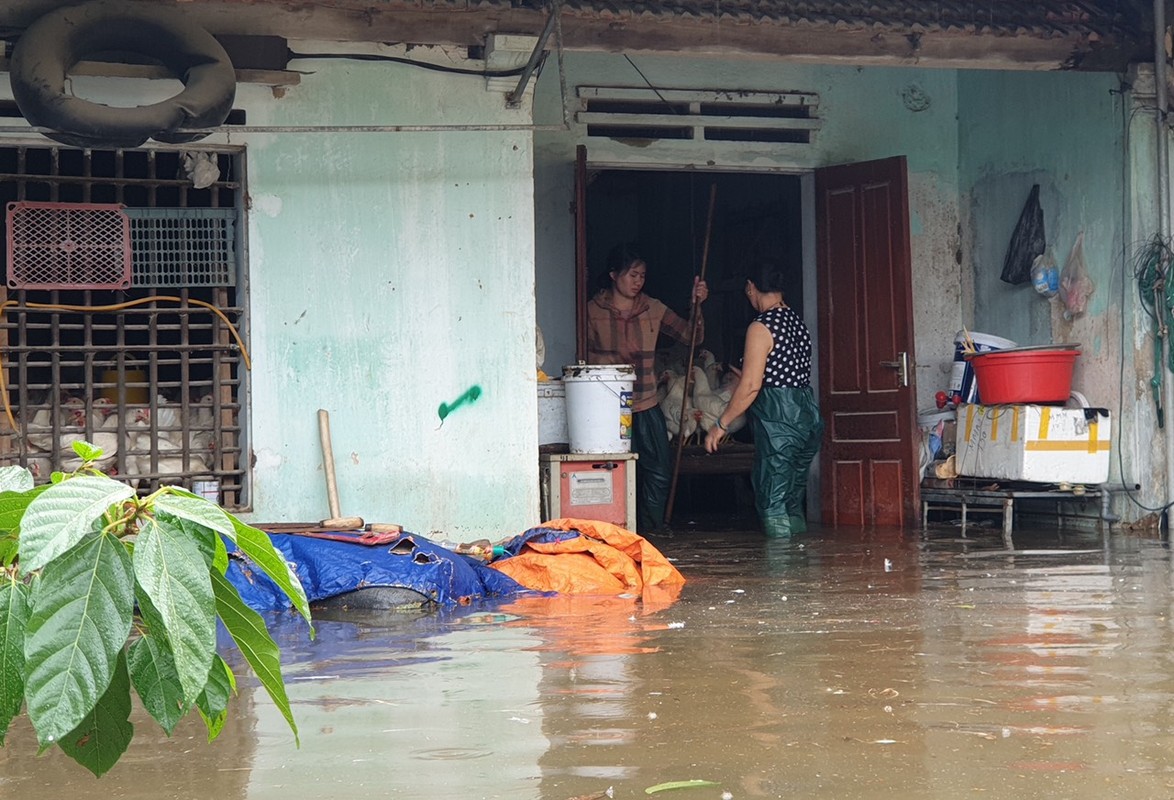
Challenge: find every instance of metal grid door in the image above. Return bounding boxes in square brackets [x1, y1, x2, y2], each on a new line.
[0, 145, 249, 509]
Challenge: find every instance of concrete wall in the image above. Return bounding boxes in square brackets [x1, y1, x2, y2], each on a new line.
[0, 46, 541, 538]
[238, 48, 539, 537]
[534, 53, 963, 411]
[956, 69, 1137, 493]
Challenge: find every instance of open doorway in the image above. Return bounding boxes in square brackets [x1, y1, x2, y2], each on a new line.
[583, 168, 803, 520]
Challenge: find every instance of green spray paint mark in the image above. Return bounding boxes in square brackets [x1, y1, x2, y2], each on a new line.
[438, 385, 483, 422]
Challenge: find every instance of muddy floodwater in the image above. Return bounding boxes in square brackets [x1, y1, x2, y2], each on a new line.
[6, 522, 1174, 799]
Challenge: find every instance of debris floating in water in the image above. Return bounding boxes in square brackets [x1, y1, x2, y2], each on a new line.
[645, 779, 721, 794]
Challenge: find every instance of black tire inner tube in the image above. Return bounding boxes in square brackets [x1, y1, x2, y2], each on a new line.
[9, 0, 236, 149]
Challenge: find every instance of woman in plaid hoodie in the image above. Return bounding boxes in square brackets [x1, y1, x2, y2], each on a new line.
[586, 243, 708, 533]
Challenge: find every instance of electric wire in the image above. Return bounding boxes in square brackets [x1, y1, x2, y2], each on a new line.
[0, 295, 252, 435]
[623, 55, 682, 113]
[286, 50, 528, 78]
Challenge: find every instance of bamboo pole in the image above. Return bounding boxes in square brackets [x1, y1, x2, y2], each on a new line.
[665, 183, 717, 526]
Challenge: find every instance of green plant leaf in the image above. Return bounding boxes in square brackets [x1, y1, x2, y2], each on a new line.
[0, 577, 30, 744]
[210, 569, 298, 744]
[195, 654, 235, 742]
[225, 516, 312, 630]
[0, 483, 51, 537]
[211, 532, 229, 575]
[132, 516, 215, 705]
[0, 465, 34, 494]
[70, 440, 104, 463]
[155, 492, 235, 539]
[19, 476, 134, 572]
[24, 531, 134, 746]
[134, 581, 167, 635]
[57, 648, 133, 777]
[155, 505, 227, 575]
[128, 634, 186, 735]
[0, 537, 17, 568]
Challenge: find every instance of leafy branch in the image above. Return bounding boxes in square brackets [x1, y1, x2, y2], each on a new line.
[0, 441, 312, 776]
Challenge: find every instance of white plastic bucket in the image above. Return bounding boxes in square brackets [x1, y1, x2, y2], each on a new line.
[562, 363, 634, 454]
[948, 331, 1016, 404]
[537, 380, 569, 446]
[917, 408, 954, 461]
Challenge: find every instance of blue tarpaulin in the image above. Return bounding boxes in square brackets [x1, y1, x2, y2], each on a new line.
[227, 530, 531, 612]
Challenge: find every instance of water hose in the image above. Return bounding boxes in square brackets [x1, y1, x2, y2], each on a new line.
[0, 295, 251, 434]
[1134, 235, 1174, 427]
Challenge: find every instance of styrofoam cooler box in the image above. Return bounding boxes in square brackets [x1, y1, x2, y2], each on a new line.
[955, 403, 1110, 484]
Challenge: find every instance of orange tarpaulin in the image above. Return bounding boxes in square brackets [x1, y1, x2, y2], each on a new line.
[489, 518, 685, 605]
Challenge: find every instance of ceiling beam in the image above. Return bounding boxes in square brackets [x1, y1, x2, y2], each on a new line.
[0, 0, 1138, 73]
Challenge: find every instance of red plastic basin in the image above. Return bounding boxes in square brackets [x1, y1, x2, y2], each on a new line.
[966, 347, 1079, 404]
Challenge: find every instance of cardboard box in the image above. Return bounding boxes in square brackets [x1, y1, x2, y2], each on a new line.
[955, 403, 1110, 484]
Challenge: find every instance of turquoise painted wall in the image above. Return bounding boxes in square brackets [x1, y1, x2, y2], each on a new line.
[234, 51, 538, 537]
[958, 69, 1125, 348]
[956, 69, 1132, 490]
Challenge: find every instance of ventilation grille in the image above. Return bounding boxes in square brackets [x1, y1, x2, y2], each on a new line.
[126, 208, 237, 288]
[6, 201, 132, 290]
[577, 87, 820, 145]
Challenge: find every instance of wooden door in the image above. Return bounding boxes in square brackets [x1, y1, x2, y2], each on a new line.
[815, 156, 918, 526]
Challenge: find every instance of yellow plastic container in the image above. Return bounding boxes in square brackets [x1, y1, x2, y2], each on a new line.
[99, 369, 148, 404]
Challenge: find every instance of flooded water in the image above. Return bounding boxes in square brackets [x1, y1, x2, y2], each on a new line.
[6, 522, 1174, 799]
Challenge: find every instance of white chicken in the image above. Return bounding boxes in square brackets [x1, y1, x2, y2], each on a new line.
[25, 396, 85, 452]
[62, 401, 120, 470]
[136, 435, 209, 485]
[692, 365, 747, 436]
[695, 349, 724, 393]
[23, 454, 52, 482]
[136, 395, 185, 447]
[191, 393, 216, 431]
[658, 369, 700, 442]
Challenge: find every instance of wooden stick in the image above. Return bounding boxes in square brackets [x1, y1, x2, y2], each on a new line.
[665, 183, 718, 526]
[318, 408, 342, 520]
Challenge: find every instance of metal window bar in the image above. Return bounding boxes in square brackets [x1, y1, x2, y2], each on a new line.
[1, 296, 245, 496]
[0, 145, 248, 508]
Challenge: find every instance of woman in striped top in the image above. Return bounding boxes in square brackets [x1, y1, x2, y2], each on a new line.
[587, 243, 708, 532]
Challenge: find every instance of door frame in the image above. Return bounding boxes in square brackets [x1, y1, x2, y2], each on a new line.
[570, 156, 918, 526]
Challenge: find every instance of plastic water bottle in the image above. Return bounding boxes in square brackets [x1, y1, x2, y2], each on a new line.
[437, 539, 495, 562]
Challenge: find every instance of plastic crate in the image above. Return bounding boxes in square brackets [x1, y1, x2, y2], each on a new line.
[126, 208, 237, 287]
[6, 201, 132, 290]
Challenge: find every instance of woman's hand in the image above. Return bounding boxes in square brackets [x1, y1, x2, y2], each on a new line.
[694, 277, 709, 303]
[704, 423, 725, 453]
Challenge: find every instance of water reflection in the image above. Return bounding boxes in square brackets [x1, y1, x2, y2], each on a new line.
[7, 525, 1174, 799]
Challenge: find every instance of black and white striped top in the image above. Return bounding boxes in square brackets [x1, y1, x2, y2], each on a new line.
[754, 306, 813, 388]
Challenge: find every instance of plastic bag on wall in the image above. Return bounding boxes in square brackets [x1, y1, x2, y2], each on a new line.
[1058, 231, 1094, 320]
[1000, 184, 1046, 285]
[1030, 248, 1059, 298]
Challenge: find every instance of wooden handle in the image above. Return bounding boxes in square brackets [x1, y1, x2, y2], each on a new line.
[318, 409, 342, 520]
[318, 515, 365, 530]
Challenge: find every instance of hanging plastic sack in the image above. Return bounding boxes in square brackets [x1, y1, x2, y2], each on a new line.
[1000, 184, 1046, 285]
[1058, 231, 1094, 320]
[1030, 248, 1059, 298]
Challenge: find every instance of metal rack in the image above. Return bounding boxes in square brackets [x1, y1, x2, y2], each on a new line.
[922, 480, 1105, 543]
